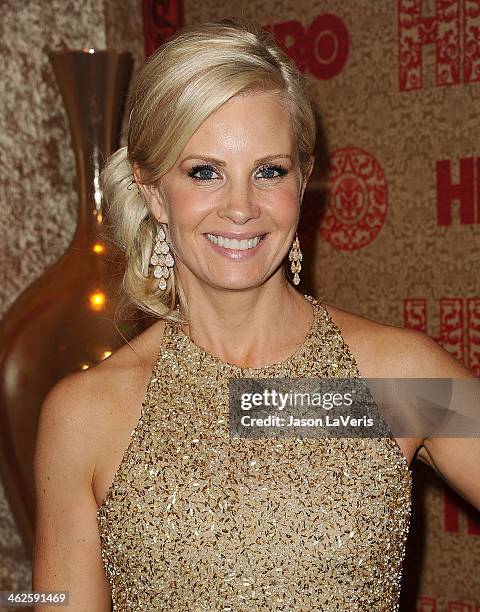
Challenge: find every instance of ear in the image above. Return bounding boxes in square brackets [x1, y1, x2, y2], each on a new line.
[132, 162, 169, 224]
[300, 155, 315, 201]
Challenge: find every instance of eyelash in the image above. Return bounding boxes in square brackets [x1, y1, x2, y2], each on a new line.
[187, 164, 288, 182]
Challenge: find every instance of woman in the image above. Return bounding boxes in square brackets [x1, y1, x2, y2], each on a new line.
[32, 18, 479, 611]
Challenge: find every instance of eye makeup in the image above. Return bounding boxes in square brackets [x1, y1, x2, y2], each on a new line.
[187, 163, 289, 182]
[256, 164, 288, 179]
[187, 164, 218, 181]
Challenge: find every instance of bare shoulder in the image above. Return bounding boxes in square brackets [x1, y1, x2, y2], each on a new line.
[319, 300, 409, 378]
[320, 300, 476, 472]
[320, 300, 471, 378]
[38, 318, 168, 483]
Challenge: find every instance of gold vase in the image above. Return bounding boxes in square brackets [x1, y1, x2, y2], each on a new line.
[0, 48, 146, 558]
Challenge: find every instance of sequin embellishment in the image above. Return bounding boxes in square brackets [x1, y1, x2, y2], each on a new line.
[96, 295, 412, 611]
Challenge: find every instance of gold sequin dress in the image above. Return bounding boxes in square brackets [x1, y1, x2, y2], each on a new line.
[97, 295, 412, 611]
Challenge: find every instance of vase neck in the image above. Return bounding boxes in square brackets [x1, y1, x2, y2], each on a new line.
[70, 148, 108, 247]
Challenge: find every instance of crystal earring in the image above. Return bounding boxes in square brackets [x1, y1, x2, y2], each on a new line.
[288, 232, 302, 285]
[150, 224, 174, 290]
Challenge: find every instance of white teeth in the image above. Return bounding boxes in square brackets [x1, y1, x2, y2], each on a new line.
[206, 233, 264, 250]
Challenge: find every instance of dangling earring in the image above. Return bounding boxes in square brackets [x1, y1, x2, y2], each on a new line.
[288, 232, 302, 286]
[150, 223, 174, 290]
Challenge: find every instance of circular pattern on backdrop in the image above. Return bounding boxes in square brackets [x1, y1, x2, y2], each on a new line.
[321, 146, 388, 251]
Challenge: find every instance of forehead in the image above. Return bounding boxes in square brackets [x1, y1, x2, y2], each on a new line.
[182, 91, 295, 157]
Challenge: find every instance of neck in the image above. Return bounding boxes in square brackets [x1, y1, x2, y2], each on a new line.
[175, 275, 314, 369]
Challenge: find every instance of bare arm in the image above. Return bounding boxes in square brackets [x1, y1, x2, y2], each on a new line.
[383, 327, 480, 512]
[32, 372, 111, 611]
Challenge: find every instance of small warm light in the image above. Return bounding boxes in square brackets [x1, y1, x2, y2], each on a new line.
[89, 291, 106, 311]
[81, 363, 90, 370]
[92, 242, 105, 254]
[82, 47, 95, 54]
[101, 350, 112, 360]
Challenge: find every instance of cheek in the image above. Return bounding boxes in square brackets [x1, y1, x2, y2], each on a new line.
[261, 187, 301, 224]
[166, 187, 213, 227]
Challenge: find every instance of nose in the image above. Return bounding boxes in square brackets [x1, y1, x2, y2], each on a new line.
[217, 180, 261, 224]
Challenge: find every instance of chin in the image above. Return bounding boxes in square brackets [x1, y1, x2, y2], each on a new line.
[207, 276, 266, 291]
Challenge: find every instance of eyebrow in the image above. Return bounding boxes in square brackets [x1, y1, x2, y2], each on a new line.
[180, 154, 294, 167]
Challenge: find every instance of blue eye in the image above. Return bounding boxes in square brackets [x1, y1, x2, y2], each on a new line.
[187, 163, 288, 182]
[188, 164, 219, 181]
[256, 164, 288, 179]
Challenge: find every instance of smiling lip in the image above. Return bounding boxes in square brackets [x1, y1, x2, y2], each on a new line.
[204, 231, 268, 240]
[204, 232, 268, 259]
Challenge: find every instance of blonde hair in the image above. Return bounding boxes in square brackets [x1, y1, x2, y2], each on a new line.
[100, 18, 318, 325]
